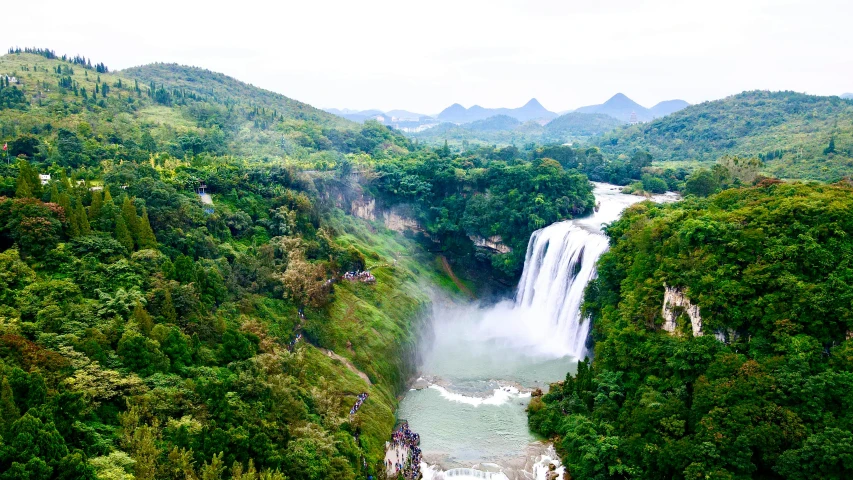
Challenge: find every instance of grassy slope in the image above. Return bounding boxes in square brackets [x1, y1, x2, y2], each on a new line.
[596, 90, 853, 181]
[0, 53, 181, 135]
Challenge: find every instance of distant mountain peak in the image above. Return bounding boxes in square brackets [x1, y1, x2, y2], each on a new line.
[437, 99, 557, 123]
[524, 98, 544, 107]
[576, 93, 688, 122]
[602, 93, 644, 109]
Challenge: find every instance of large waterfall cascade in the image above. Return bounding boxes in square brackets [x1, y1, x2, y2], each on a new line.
[401, 184, 677, 480]
[511, 222, 608, 358]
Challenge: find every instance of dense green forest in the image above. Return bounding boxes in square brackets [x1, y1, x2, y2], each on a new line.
[0, 49, 607, 479]
[529, 182, 853, 479]
[596, 91, 853, 182]
[410, 112, 624, 148]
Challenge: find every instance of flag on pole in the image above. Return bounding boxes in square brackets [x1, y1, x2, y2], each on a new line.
[2, 143, 6, 151]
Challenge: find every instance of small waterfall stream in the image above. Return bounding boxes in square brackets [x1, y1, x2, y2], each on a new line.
[399, 184, 677, 480]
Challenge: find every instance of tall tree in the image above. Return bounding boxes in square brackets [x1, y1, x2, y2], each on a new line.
[88, 189, 103, 222]
[161, 289, 177, 324]
[121, 197, 140, 244]
[132, 302, 154, 336]
[14, 173, 33, 198]
[114, 214, 134, 251]
[75, 198, 91, 235]
[0, 376, 19, 433]
[137, 207, 157, 248]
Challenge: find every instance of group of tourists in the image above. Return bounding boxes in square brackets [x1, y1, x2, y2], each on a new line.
[287, 333, 301, 352]
[350, 392, 368, 416]
[342, 270, 376, 283]
[387, 422, 422, 479]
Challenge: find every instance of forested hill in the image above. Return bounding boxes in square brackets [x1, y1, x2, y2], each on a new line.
[120, 63, 350, 129]
[529, 181, 853, 479]
[596, 90, 853, 181]
[0, 51, 409, 162]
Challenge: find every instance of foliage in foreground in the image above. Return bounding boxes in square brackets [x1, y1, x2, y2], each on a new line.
[529, 182, 853, 479]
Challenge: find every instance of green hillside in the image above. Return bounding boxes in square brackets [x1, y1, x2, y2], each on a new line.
[596, 90, 853, 181]
[0, 49, 448, 480]
[120, 63, 350, 129]
[0, 50, 408, 164]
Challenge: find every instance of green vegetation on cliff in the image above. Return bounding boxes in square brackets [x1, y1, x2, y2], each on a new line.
[529, 182, 853, 479]
[366, 146, 595, 280]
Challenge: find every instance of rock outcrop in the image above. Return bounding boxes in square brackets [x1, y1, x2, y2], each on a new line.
[350, 197, 377, 221]
[350, 196, 425, 235]
[384, 208, 422, 233]
[469, 235, 512, 254]
[662, 285, 703, 337]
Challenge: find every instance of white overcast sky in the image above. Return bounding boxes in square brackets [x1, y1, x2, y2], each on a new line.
[3, 0, 852, 114]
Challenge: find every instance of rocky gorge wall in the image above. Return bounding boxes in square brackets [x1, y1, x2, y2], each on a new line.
[662, 285, 703, 337]
[350, 196, 425, 235]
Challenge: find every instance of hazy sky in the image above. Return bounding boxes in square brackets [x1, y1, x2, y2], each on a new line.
[3, 0, 852, 114]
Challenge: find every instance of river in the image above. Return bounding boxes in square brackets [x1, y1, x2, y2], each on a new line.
[396, 183, 677, 480]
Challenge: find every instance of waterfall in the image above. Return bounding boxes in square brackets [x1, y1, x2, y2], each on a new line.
[511, 221, 609, 358]
[474, 183, 667, 360]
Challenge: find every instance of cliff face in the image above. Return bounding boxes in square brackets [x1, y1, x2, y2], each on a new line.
[350, 196, 425, 235]
[351, 197, 377, 221]
[469, 235, 512, 254]
[662, 285, 703, 337]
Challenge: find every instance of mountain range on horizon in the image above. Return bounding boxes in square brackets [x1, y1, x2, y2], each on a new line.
[436, 98, 558, 124]
[326, 93, 691, 126]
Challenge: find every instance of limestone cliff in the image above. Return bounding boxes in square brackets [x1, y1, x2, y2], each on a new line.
[469, 235, 512, 254]
[662, 285, 703, 337]
[351, 197, 377, 221]
[350, 196, 425, 235]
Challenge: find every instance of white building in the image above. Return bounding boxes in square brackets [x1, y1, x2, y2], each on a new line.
[39, 174, 51, 185]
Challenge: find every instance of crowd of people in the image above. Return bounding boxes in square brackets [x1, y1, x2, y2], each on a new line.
[342, 270, 376, 283]
[387, 422, 422, 479]
[350, 392, 368, 416]
[287, 333, 302, 352]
